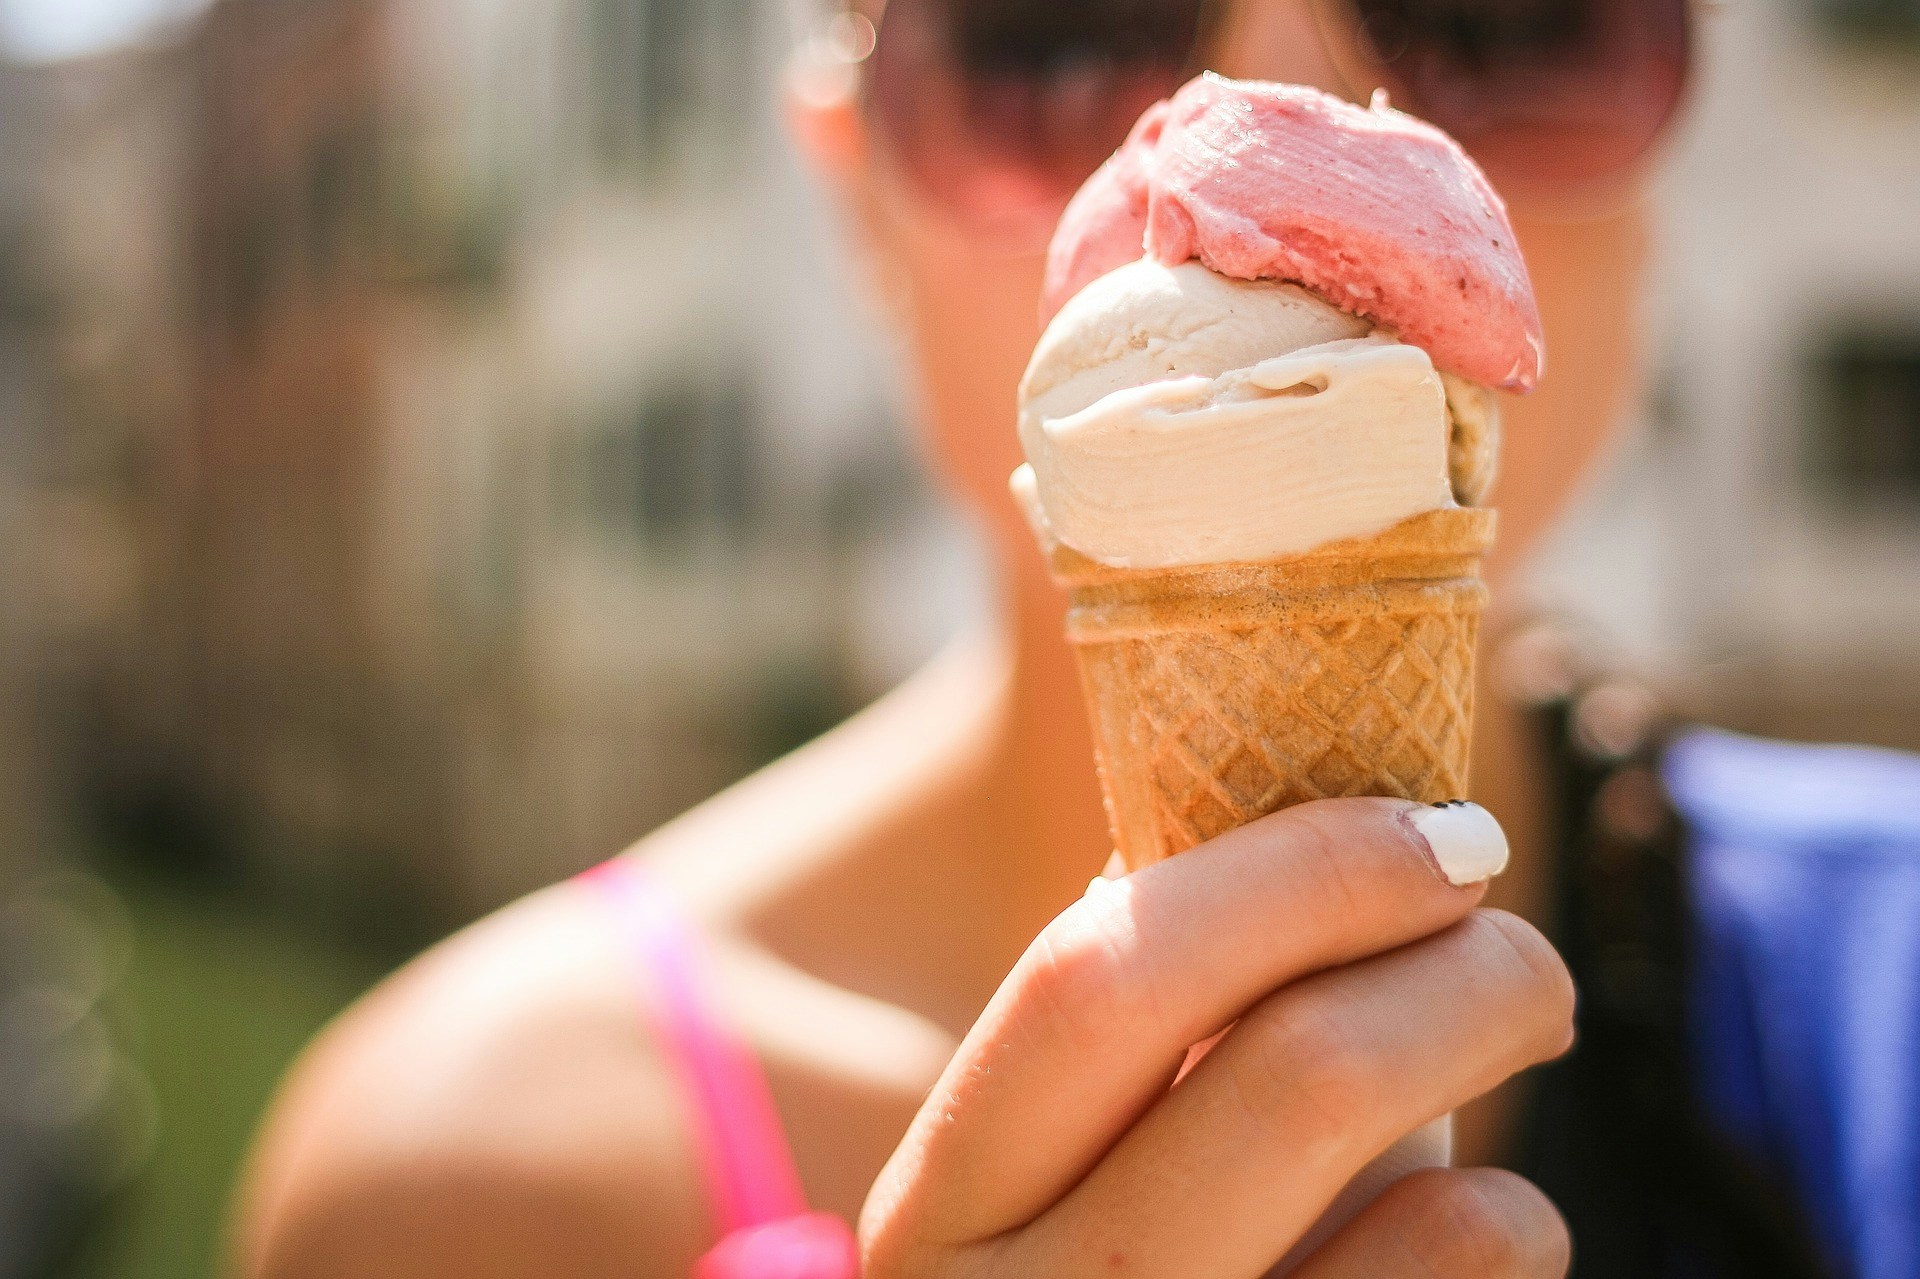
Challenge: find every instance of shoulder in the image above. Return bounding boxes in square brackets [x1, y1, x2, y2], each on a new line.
[235, 884, 712, 1279]
[234, 642, 996, 1278]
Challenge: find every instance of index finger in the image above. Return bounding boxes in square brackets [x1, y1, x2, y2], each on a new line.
[866, 797, 1508, 1247]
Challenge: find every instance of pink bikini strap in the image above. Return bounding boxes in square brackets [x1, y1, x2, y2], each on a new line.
[580, 859, 858, 1279]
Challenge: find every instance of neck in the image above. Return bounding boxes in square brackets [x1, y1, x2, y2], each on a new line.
[973, 520, 1116, 939]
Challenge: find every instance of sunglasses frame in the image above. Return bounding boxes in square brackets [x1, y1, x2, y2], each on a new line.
[800, 0, 1696, 232]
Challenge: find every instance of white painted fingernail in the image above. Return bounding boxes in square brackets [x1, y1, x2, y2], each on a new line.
[1409, 801, 1509, 886]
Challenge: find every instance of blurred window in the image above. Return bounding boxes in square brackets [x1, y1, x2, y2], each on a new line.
[640, 0, 696, 155]
[586, 0, 753, 181]
[588, 0, 640, 167]
[824, 421, 921, 550]
[221, 198, 281, 338]
[569, 374, 760, 553]
[370, 126, 511, 293]
[1808, 326, 1920, 514]
[304, 131, 353, 276]
[702, 381, 755, 535]
[636, 385, 705, 541]
[302, 119, 378, 279]
[0, 227, 41, 324]
[1815, 0, 1920, 43]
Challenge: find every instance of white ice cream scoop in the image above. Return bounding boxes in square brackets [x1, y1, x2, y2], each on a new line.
[1016, 259, 1477, 569]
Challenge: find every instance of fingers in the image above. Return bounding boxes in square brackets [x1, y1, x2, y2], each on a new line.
[1028, 910, 1574, 1275]
[869, 798, 1506, 1246]
[1291, 1168, 1571, 1278]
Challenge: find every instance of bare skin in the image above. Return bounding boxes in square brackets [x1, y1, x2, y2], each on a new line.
[235, 8, 1651, 1276]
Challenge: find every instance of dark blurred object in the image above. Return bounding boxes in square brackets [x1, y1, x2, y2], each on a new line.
[1815, 0, 1920, 46]
[1506, 620, 1829, 1279]
[1806, 324, 1920, 520]
[1, 58, 136, 1279]
[0, 873, 152, 1279]
[40, 856, 392, 1279]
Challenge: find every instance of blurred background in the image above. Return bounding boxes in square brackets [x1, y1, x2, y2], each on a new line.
[0, 0, 1915, 1276]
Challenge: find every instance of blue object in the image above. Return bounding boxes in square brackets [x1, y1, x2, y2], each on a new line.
[1665, 728, 1920, 1279]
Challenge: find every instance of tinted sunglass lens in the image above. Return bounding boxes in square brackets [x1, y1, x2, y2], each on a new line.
[1355, 0, 1596, 72]
[1344, 0, 1690, 189]
[950, 0, 1207, 174]
[953, 0, 1206, 77]
[869, 0, 1210, 238]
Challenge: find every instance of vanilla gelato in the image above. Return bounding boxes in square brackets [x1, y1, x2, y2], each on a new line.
[1015, 259, 1464, 569]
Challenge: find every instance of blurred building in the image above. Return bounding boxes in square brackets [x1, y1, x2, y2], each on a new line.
[1, 49, 169, 1279]
[0, 56, 64, 1278]
[1530, 0, 1920, 750]
[33, 0, 974, 925]
[0, 57, 55, 895]
[7, 42, 198, 884]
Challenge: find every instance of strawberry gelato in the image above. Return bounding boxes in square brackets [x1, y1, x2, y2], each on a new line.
[1042, 74, 1544, 392]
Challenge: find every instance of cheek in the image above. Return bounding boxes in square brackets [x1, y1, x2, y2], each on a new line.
[887, 216, 1052, 516]
[921, 397, 1030, 517]
[1490, 209, 1652, 579]
[817, 97, 1060, 522]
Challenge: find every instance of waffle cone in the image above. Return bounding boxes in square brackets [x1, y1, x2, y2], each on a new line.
[1049, 507, 1495, 871]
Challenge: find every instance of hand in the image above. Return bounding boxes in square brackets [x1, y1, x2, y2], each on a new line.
[860, 798, 1575, 1278]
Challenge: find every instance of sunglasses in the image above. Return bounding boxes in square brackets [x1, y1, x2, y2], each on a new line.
[808, 0, 1694, 242]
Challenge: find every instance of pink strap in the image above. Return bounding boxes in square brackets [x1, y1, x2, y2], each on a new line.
[581, 861, 858, 1279]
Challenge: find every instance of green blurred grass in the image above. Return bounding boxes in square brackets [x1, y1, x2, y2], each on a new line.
[58, 864, 392, 1279]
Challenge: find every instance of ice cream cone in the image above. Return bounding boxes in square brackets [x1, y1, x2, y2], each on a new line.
[1048, 507, 1495, 871]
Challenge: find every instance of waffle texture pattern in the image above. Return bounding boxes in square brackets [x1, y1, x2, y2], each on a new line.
[1054, 508, 1493, 869]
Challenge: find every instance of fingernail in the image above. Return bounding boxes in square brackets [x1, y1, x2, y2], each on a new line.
[1408, 801, 1509, 887]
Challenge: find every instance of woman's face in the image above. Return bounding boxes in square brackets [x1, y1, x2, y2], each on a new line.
[789, 0, 1654, 579]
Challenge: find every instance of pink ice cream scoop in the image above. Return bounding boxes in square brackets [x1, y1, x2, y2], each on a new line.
[1042, 75, 1544, 392]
